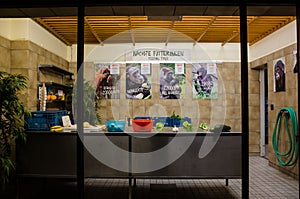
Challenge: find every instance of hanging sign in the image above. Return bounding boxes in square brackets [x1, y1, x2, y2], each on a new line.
[125, 49, 190, 62]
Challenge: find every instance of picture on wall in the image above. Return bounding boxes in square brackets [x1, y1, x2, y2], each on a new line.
[192, 63, 218, 99]
[273, 57, 286, 92]
[160, 63, 186, 99]
[293, 49, 298, 73]
[126, 63, 152, 99]
[94, 63, 120, 99]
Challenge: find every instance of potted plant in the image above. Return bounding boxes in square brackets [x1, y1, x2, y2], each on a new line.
[0, 71, 28, 190]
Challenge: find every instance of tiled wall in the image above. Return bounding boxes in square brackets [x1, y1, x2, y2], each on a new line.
[83, 61, 242, 132]
[0, 36, 10, 72]
[7, 40, 70, 111]
[250, 43, 298, 177]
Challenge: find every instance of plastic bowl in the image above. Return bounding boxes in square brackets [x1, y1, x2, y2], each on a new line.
[106, 120, 126, 132]
[132, 119, 154, 132]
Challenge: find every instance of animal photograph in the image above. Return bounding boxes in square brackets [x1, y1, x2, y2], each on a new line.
[273, 58, 286, 92]
[95, 63, 120, 99]
[126, 63, 152, 99]
[160, 63, 186, 99]
[192, 63, 218, 99]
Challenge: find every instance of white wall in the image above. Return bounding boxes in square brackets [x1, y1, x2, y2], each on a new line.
[249, 20, 297, 61]
[1, 17, 296, 64]
[71, 42, 241, 63]
[0, 18, 71, 61]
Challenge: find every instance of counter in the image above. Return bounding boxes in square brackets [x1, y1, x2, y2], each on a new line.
[17, 131, 241, 180]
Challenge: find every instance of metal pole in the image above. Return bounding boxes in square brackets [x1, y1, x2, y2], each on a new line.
[240, 2, 249, 199]
[77, 4, 85, 199]
[296, 2, 300, 199]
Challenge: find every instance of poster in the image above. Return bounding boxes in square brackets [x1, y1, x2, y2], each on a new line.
[95, 63, 120, 99]
[192, 63, 218, 99]
[293, 50, 298, 73]
[126, 63, 152, 99]
[273, 57, 286, 92]
[160, 63, 186, 99]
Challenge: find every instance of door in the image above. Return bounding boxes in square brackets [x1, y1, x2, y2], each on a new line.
[260, 67, 268, 157]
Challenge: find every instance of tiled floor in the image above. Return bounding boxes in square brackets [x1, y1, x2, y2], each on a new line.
[17, 156, 299, 199]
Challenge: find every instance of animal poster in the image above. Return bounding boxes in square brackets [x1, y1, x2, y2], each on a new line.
[273, 58, 286, 92]
[192, 63, 218, 99]
[160, 63, 186, 99]
[95, 63, 120, 99]
[126, 63, 152, 99]
[293, 50, 298, 73]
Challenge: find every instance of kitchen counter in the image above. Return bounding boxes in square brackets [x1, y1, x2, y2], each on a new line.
[17, 131, 241, 180]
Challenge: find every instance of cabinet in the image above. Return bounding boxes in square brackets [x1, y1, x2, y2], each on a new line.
[37, 64, 74, 112]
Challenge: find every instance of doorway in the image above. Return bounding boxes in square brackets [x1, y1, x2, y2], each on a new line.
[259, 65, 268, 158]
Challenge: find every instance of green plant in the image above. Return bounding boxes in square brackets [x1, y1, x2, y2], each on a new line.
[73, 81, 101, 125]
[0, 71, 28, 189]
[170, 111, 182, 119]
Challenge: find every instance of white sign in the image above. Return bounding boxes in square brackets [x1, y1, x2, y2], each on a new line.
[110, 63, 120, 75]
[126, 49, 190, 62]
[206, 63, 217, 74]
[175, 63, 185, 74]
[141, 63, 151, 74]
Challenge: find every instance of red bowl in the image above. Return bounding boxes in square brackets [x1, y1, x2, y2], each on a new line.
[132, 119, 154, 132]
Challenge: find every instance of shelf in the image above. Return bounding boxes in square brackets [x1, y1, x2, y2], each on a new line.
[38, 82, 73, 90]
[38, 64, 74, 76]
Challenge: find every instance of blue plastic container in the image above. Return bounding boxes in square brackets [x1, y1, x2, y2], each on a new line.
[25, 110, 68, 131]
[171, 117, 192, 127]
[152, 117, 171, 127]
[106, 120, 126, 132]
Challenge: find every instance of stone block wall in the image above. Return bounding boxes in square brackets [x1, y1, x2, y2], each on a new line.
[8, 40, 70, 111]
[0, 36, 10, 72]
[83, 61, 242, 133]
[250, 43, 298, 177]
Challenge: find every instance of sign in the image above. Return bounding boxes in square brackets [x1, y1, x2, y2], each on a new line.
[192, 63, 218, 99]
[126, 49, 190, 62]
[94, 63, 120, 99]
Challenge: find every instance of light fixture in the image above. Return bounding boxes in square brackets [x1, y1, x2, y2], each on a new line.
[147, 16, 182, 21]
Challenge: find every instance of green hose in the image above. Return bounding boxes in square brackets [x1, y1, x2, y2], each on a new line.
[272, 107, 298, 166]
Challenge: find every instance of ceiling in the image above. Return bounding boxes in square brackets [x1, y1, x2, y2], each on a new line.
[0, 5, 296, 46]
[33, 15, 296, 46]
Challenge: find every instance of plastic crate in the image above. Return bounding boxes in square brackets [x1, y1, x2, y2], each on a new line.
[25, 110, 68, 131]
[132, 119, 154, 132]
[152, 117, 172, 127]
[106, 120, 126, 132]
[171, 117, 192, 127]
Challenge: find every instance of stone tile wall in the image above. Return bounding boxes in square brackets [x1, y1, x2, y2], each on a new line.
[9, 40, 70, 111]
[83, 62, 242, 133]
[0, 36, 10, 72]
[250, 43, 298, 177]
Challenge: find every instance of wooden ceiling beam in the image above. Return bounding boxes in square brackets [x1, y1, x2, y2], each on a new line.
[193, 16, 217, 46]
[128, 16, 135, 46]
[249, 16, 296, 46]
[221, 16, 258, 46]
[34, 18, 72, 46]
[84, 17, 103, 46]
[165, 21, 175, 46]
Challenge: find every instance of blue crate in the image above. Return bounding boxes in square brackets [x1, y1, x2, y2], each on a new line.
[106, 120, 126, 132]
[152, 117, 172, 127]
[171, 117, 191, 127]
[25, 110, 68, 131]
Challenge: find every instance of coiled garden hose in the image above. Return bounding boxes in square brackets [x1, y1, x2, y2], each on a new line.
[272, 107, 298, 166]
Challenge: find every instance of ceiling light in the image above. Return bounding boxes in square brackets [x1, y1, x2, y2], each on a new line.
[147, 16, 182, 21]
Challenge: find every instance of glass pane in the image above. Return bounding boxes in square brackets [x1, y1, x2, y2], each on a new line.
[247, 5, 298, 198]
